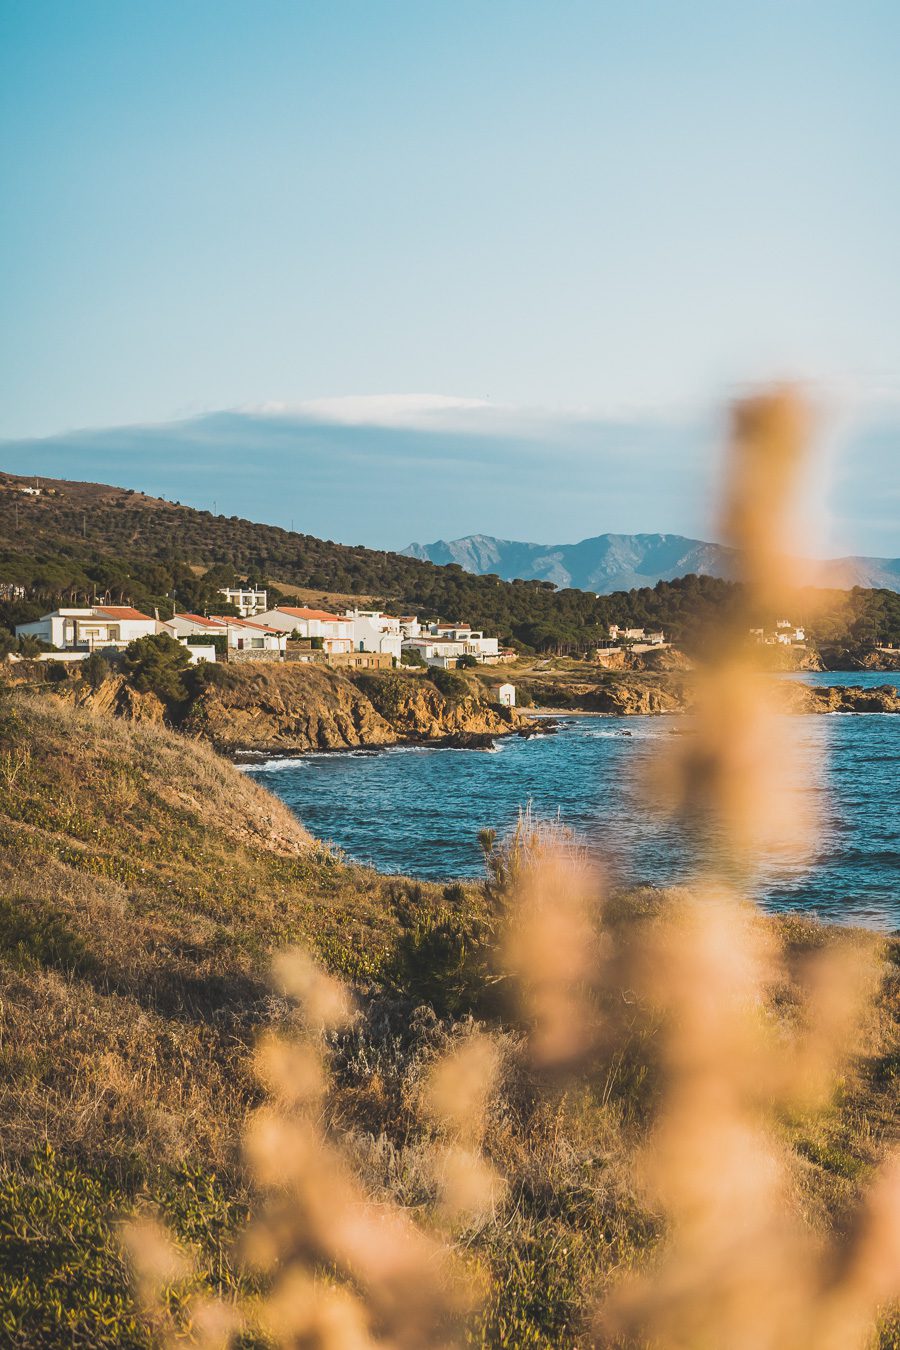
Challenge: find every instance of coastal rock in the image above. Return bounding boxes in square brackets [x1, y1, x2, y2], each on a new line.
[183, 664, 525, 753]
[522, 675, 690, 716]
[781, 682, 900, 715]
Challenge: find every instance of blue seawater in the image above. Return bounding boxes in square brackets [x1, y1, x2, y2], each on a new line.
[243, 672, 900, 930]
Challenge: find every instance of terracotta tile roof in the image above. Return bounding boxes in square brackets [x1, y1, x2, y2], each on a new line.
[275, 606, 345, 623]
[94, 606, 153, 621]
[211, 616, 281, 634]
[175, 612, 228, 628]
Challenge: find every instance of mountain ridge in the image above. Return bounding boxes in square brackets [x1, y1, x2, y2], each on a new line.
[403, 532, 900, 594]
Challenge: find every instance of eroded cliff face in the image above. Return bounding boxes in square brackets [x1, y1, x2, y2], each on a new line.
[522, 675, 690, 715]
[781, 682, 900, 715]
[182, 664, 523, 753]
[521, 672, 900, 716]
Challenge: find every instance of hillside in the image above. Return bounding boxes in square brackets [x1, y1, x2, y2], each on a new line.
[1, 690, 900, 1345]
[2, 469, 900, 652]
[0, 689, 474, 1345]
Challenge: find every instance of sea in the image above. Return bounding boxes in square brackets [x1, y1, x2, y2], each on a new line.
[242, 671, 900, 931]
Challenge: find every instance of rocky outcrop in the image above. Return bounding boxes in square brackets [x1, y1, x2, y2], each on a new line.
[523, 675, 690, 715]
[780, 682, 900, 715]
[350, 671, 520, 743]
[182, 664, 525, 753]
[523, 671, 900, 717]
[1, 660, 529, 752]
[819, 646, 900, 673]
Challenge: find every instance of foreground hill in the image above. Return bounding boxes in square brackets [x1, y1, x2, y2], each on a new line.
[404, 530, 900, 594]
[1, 689, 899, 1345]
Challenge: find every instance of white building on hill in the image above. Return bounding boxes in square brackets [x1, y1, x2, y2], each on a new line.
[402, 621, 501, 668]
[255, 606, 354, 654]
[217, 585, 267, 617]
[344, 609, 403, 661]
[16, 606, 157, 651]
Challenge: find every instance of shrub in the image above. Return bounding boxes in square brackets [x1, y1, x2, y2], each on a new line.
[83, 648, 119, 690]
[429, 667, 468, 700]
[122, 633, 192, 705]
[457, 653, 479, 669]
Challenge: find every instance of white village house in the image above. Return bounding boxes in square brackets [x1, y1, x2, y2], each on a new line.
[217, 585, 268, 617]
[255, 606, 354, 654]
[163, 612, 286, 656]
[344, 609, 403, 661]
[402, 621, 500, 668]
[749, 620, 806, 646]
[608, 624, 666, 645]
[16, 606, 157, 651]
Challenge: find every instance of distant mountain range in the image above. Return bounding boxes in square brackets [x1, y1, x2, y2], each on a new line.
[402, 533, 900, 594]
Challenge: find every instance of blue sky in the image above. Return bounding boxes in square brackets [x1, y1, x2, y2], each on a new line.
[0, 1, 898, 551]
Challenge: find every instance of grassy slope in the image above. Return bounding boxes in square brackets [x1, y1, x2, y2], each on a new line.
[1, 689, 899, 1346]
[0, 690, 470, 1346]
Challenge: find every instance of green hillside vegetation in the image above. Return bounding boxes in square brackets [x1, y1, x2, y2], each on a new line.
[2, 471, 899, 653]
[1, 688, 899, 1345]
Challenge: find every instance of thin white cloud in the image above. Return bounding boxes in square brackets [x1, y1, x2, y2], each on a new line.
[245, 393, 492, 428]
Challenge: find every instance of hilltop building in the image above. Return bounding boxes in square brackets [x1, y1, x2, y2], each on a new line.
[217, 585, 267, 617]
[402, 621, 500, 668]
[256, 606, 354, 655]
[344, 609, 403, 661]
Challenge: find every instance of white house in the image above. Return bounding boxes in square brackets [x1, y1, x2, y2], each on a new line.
[402, 636, 467, 668]
[256, 606, 354, 654]
[167, 613, 228, 641]
[217, 585, 268, 617]
[344, 609, 403, 661]
[418, 622, 500, 661]
[16, 606, 157, 651]
[210, 616, 287, 653]
[496, 683, 516, 708]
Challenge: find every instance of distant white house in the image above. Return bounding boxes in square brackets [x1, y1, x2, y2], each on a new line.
[344, 609, 402, 661]
[217, 585, 267, 617]
[16, 606, 156, 651]
[496, 683, 516, 708]
[608, 624, 666, 646]
[405, 622, 500, 665]
[749, 621, 806, 646]
[256, 606, 354, 654]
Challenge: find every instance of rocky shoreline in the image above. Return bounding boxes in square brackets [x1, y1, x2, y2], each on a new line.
[2, 661, 897, 761]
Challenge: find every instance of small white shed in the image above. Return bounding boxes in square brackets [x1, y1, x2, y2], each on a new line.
[497, 682, 516, 708]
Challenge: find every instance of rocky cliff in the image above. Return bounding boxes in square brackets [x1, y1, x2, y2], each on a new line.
[781, 682, 900, 715]
[522, 674, 690, 715]
[521, 671, 900, 716]
[2, 660, 527, 752]
[187, 666, 524, 752]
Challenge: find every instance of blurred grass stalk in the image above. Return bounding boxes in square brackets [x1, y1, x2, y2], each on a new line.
[123, 390, 900, 1349]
